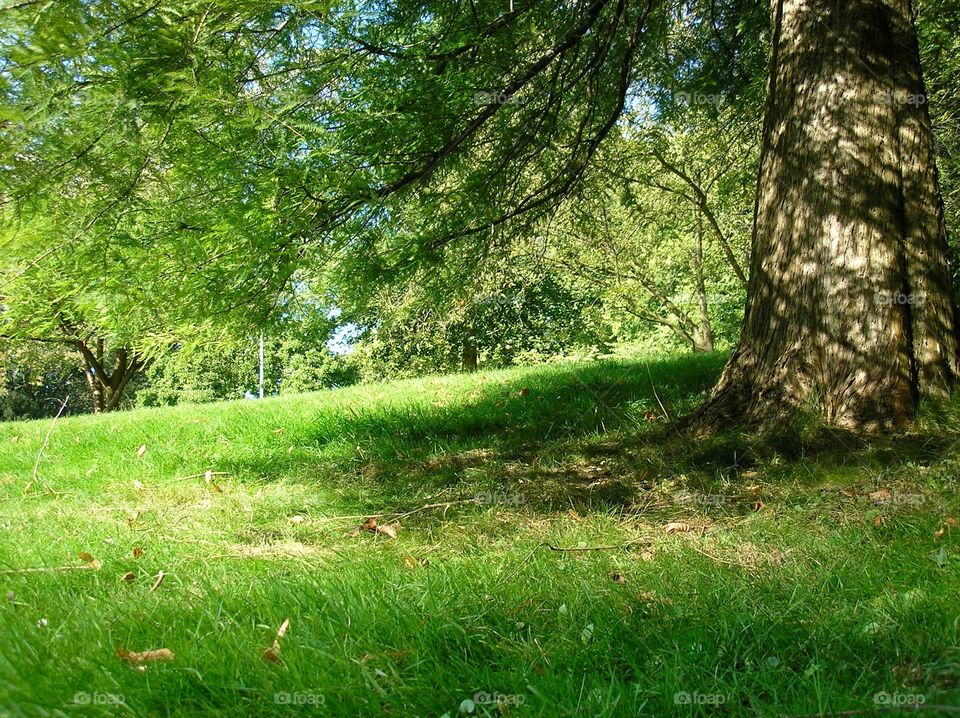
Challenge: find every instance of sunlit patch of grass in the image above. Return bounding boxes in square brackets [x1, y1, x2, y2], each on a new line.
[0, 353, 959, 716]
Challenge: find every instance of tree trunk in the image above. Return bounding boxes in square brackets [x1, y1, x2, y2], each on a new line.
[462, 334, 478, 372]
[693, 0, 959, 431]
[692, 207, 715, 353]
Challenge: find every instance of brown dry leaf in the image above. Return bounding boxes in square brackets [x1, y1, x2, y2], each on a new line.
[209, 482, 224, 493]
[404, 556, 418, 569]
[353, 517, 399, 539]
[132, 547, 145, 559]
[117, 647, 175, 664]
[567, 508, 582, 521]
[149, 571, 165, 593]
[287, 515, 306, 525]
[643, 410, 657, 421]
[946, 517, 958, 527]
[518, 387, 531, 397]
[752, 500, 765, 512]
[125, 511, 141, 527]
[869, 488, 892, 503]
[121, 572, 136, 583]
[78, 552, 102, 570]
[872, 515, 884, 528]
[746, 484, 761, 492]
[663, 522, 691, 534]
[609, 572, 627, 585]
[262, 641, 282, 664]
[136, 444, 147, 458]
[276, 618, 290, 639]
[640, 545, 656, 562]
[375, 523, 399, 539]
[935, 527, 946, 540]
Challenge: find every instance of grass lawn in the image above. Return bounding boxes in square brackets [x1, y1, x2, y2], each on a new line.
[0, 352, 959, 717]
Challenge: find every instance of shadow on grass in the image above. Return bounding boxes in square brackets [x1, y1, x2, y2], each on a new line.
[216, 352, 960, 515]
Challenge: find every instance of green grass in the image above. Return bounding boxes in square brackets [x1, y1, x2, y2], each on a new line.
[1, 353, 959, 717]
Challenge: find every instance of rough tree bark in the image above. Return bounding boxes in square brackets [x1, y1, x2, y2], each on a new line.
[693, 0, 960, 431]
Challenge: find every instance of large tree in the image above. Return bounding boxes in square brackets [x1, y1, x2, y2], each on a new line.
[693, 0, 960, 430]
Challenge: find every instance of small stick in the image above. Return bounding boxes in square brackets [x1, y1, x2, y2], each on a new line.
[0, 565, 94, 575]
[32, 396, 69, 483]
[545, 537, 650, 552]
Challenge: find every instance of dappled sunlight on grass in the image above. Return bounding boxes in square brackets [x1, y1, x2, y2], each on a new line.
[1, 354, 959, 715]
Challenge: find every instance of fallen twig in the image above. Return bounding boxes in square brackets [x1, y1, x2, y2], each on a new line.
[31, 396, 69, 484]
[0, 564, 95, 575]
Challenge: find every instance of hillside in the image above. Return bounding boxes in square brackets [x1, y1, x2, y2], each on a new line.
[1, 354, 959, 716]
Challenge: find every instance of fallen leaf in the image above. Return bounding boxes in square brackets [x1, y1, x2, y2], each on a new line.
[78, 552, 102, 570]
[116, 647, 175, 664]
[935, 527, 946, 540]
[746, 484, 761, 492]
[132, 547, 145, 559]
[640, 545, 656, 562]
[136, 444, 147, 458]
[872, 515, 884, 527]
[869, 488, 892, 503]
[149, 571, 165, 593]
[287, 515, 306, 525]
[209, 482, 223, 493]
[125, 511, 141, 527]
[404, 556, 417, 569]
[567, 508, 582, 521]
[262, 641, 282, 664]
[752, 500, 765, 512]
[946, 517, 958, 526]
[262, 619, 290, 664]
[354, 517, 399, 539]
[375, 523, 399, 539]
[741, 470, 759, 479]
[643, 410, 657, 421]
[121, 572, 136, 582]
[663, 522, 691, 534]
[518, 387, 530, 397]
[609, 572, 627, 585]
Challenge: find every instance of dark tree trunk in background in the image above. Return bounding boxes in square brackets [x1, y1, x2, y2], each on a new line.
[76, 341, 143, 413]
[462, 335, 478, 372]
[694, 0, 959, 431]
[692, 208, 715, 353]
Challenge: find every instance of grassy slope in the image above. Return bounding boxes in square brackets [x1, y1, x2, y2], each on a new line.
[0, 353, 959, 717]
